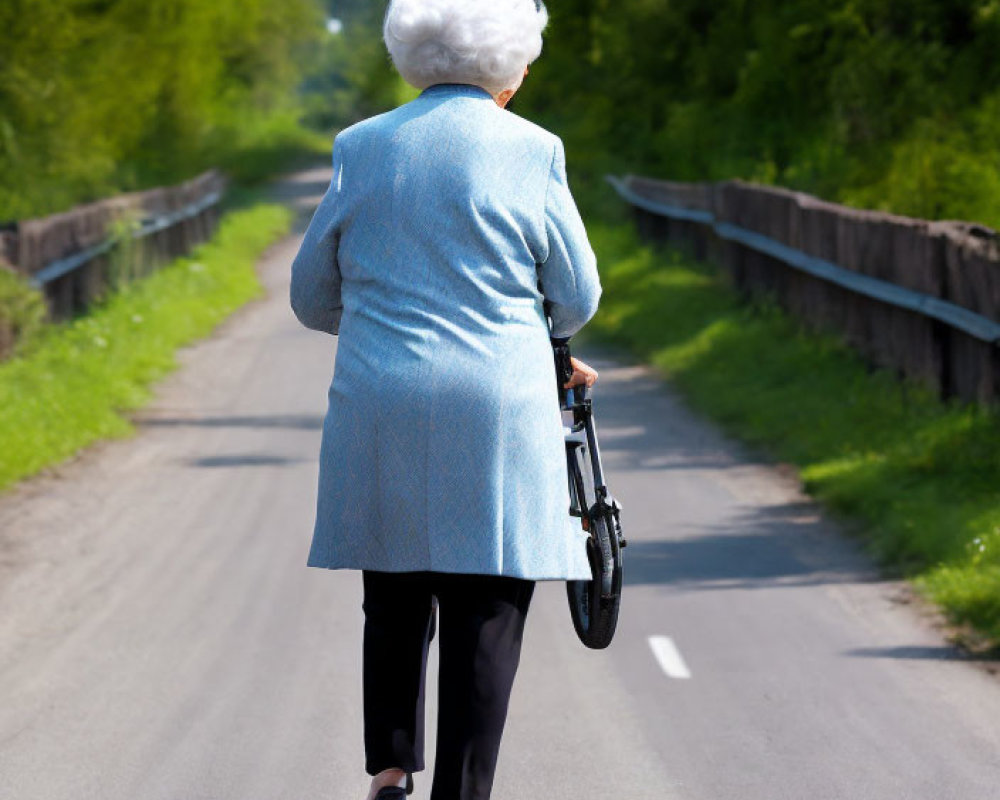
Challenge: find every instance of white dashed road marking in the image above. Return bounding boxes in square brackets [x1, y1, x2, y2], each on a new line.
[648, 635, 692, 679]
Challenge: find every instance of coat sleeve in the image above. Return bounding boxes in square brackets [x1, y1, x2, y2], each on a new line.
[290, 137, 345, 335]
[537, 136, 602, 339]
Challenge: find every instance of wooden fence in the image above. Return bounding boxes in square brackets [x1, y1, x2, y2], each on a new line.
[608, 174, 1000, 405]
[0, 170, 226, 324]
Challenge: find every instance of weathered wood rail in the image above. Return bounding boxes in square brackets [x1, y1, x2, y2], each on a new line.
[608, 174, 1000, 405]
[0, 170, 225, 323]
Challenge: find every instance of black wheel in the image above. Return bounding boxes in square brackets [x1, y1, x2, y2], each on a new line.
[564, 441, 622, 649]
[566, 512, 622, 649]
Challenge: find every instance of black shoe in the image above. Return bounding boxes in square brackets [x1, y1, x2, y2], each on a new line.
[375, 788, 407, 800]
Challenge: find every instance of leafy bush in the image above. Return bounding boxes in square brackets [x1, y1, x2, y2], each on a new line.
[514, 0, 1000, 229]
[0, 268, 46, 358]
[0, 0, 327, 220]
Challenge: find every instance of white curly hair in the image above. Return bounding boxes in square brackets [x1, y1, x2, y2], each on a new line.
[383, 0, 549, 96]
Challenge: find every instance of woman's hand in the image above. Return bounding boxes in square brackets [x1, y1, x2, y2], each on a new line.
[563, 356, 599, 389]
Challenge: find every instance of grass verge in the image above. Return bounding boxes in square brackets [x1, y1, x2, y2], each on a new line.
[583, 219, 1000, 649]
[0, 203, 292, 493]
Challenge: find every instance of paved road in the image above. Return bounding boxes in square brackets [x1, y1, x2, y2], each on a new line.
[1, 167, 999, 800]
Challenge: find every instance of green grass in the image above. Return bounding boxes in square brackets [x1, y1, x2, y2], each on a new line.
[0, 203, 292, 492]
[584, 219, 1000, 648]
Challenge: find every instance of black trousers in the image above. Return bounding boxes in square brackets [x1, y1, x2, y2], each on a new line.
[362, 569, 536, 800]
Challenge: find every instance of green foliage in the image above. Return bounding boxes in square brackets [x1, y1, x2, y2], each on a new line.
[0, 0, 328, 220]
[301, 1, 400, 131]
[513, 0, 1000, 229]
[0, 268, 47, 357]
[583, 218, 1000, 646]
[0, 203, 291, 492]
[209, 112, 333, 186]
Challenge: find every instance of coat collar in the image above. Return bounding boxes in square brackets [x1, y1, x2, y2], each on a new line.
[418, 83, 494, 101]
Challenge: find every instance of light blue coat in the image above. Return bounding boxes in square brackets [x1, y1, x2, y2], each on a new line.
[290, 82, 602, 580]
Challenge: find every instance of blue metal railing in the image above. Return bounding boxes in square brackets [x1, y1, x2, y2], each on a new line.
[606, 174, 1000, 346]
[28, 189, 223, 289]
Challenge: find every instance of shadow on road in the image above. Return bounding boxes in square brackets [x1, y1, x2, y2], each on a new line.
[188, 454, 307, 468]
[570, 343, 889, 594]
[135, 413, 323, 430]
[622, 507, 874, 591]
[844, 645, 998, 662]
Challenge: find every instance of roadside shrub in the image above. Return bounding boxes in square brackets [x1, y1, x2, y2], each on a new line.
[0, 268, 46, 359]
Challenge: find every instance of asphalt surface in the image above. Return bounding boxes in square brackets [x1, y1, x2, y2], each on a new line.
[1, 166, 999, 800]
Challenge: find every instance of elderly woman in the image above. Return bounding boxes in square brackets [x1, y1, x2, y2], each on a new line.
[289, 1, 601, 798]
